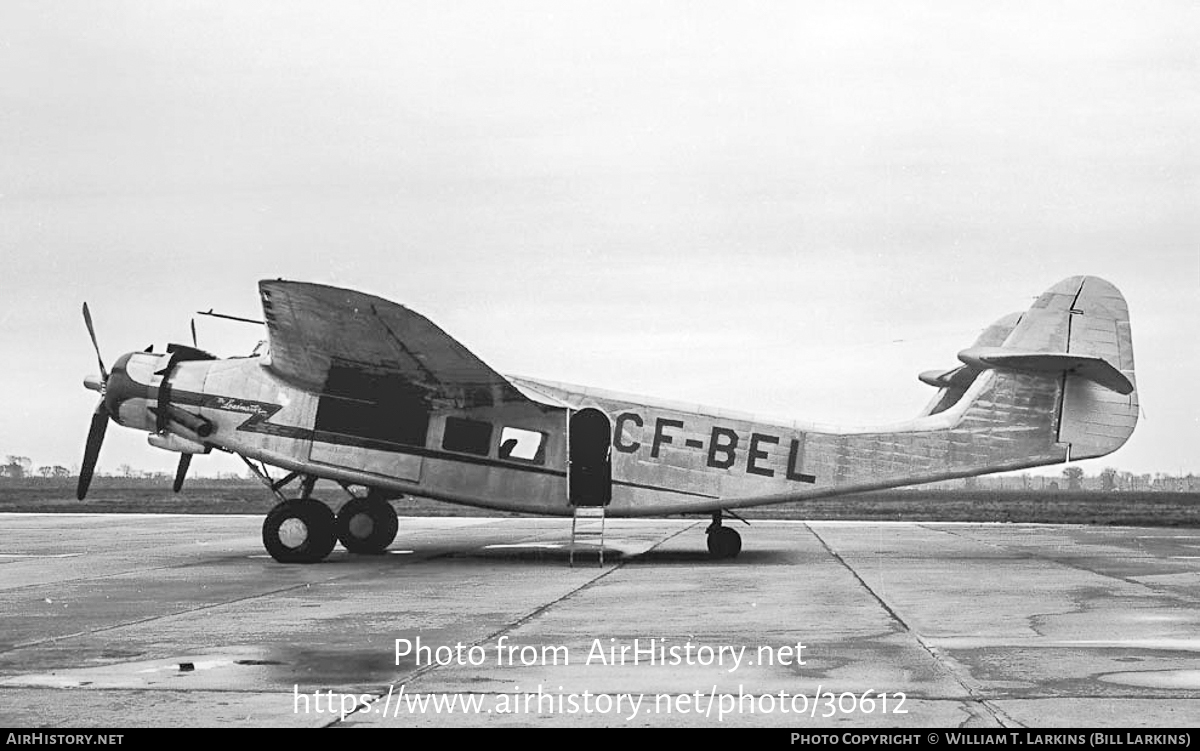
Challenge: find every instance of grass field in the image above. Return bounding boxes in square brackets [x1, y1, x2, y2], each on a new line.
[2, 478, 1198, 527]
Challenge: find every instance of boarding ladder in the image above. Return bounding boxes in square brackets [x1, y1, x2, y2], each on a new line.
[569, 506, 606, 567]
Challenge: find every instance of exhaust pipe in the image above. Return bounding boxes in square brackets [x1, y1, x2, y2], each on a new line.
[166, 406, 214, 437]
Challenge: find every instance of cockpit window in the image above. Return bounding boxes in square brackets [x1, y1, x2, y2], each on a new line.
[442, 417, 492, 456]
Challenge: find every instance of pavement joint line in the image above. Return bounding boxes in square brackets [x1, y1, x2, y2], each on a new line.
[0, 519, 568, 645]
[0, 560, 214, 595]
[1, 577, 350, 654]
[0, 520, 500, 595]
[325, 520, 701, 728]
[0, 545, 464, 655]
[910, 524, 1089, 641]
[1, 517, 685, 657]
[920, 524, 1200, 605]
[803, 523, 1020, 730]
[955, 700, 1000, 729]
[5, 517, 1200, 725]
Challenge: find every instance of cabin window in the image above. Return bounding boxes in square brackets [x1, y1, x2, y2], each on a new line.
[442, 417, 493, 456]
[498, 427, 546, 464]
[313, 363, 431, 447]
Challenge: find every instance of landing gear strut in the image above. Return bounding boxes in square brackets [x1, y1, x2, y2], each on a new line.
[336, 493, 398, 554]
[706, 512, 742, 560]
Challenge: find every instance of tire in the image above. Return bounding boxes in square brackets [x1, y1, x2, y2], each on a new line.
[262, 499, 337, 563]
[721, 527, 742, 559]
[336, 497, 398, 554]
[706, 526, 742, 560]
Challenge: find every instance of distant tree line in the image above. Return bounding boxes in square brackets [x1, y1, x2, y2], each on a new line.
[0, 455, 245, 481]
[952, 467, 1198, 492]
[2, 455, 74, 479]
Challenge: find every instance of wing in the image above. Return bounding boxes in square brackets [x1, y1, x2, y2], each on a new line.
[257, 280, 530, 408]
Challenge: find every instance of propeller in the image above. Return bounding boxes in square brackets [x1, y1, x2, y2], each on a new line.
[82, 302, 108, 382]
[79, 305, 210, 498]
[173, 453, 192, 493]
[78, 402, 109, 500]
[78, 302, 110, 501]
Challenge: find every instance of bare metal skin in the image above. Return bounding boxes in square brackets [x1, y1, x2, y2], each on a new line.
[78, 275, 1136, 562]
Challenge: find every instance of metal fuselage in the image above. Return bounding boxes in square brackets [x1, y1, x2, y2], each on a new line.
[95, 274, 1138, 519]
[104, 349, 1100, 517]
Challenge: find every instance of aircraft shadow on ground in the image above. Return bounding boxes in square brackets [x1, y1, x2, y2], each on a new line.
[626, 548, 792, 565]
[433, 545, 791, 566]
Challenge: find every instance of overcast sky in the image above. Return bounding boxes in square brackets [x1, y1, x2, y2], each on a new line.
[1, 1, 1196, 479]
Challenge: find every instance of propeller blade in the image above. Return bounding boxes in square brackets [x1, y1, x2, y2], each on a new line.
[76, 401, 109, 500]
[82, 302, 108, 382]
[173, 453, 192, 493]
[190, 318, 198, 348]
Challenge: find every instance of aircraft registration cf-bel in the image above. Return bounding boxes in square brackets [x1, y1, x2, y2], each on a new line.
[77, 275, 1137, 563]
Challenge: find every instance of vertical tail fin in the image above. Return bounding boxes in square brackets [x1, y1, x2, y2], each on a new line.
[919, 276, 1137, 468]
[713, 276, 1137, 504]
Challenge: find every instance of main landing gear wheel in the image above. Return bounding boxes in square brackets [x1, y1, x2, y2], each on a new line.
[262, 499, 337, 563]
[336, 496, 398, 554]
[706, 524, 742, 560]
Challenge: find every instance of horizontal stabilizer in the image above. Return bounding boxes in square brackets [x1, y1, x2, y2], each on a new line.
[918, 366, 974, 389]
[957, 346, 1134, 395]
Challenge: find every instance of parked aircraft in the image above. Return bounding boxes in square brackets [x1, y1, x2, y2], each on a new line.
[78, 275, 1137, 562]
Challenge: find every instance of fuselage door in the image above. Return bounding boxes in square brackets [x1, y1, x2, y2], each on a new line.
[568, 408, 612, 507]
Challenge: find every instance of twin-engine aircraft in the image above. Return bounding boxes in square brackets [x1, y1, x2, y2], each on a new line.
[78, 276, 1137, 563]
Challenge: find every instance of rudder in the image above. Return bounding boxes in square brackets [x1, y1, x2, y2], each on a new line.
[1056, 277, 1138, 460]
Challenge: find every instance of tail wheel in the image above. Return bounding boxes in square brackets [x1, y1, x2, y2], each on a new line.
[706, 526, 742, 560]
[336, 497, 398, 554]
[262, 499, 337, 563]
